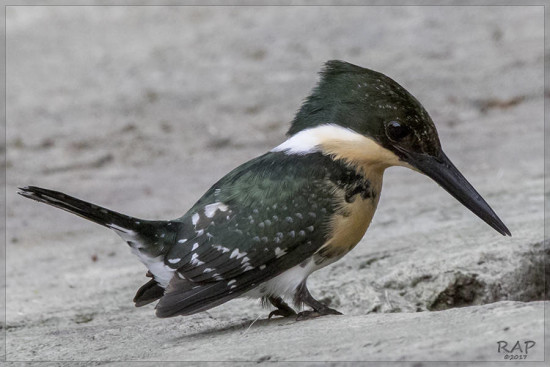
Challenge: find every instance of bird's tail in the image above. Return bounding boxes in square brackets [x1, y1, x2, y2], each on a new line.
[18, 186, 182, 305]
[18, 186, 145, 234]
[17, 186, 179, 256]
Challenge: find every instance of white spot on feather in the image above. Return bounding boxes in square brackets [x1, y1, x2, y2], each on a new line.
[168, 257, 181, 264]
[192, 213, 200, 226]
[190, 253, 205, 266]
[274, 247, 286, 258]
[109, 224, 135, 235]
[192, 243, 199, 251]
[230, 248, 247, 259]
[213, 245, 230, 253]
[204, 202, 229, 218]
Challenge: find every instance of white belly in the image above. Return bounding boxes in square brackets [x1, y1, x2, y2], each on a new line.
[243, 256, 338, 299]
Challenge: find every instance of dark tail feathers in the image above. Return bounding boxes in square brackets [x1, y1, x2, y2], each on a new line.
[18, 186, 143, 234]
[19, 186, 183, 308]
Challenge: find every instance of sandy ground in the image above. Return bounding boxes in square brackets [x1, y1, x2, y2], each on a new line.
[4, 4, 547, 364]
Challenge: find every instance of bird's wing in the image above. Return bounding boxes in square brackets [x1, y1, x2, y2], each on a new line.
[156, 151, 354, 317]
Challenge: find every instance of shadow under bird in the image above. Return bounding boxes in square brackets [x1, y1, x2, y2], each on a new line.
[19, 60, 511, 320]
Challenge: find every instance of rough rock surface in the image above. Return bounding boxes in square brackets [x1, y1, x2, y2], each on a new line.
[4, 4, 546, 364]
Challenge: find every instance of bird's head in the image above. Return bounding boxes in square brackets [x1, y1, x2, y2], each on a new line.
[285, 60, 510, 236]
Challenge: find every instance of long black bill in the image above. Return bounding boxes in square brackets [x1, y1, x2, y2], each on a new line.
[407, 151, 511, 236]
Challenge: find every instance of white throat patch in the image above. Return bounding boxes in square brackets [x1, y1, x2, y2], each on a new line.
[271, 124, 363, 154]
[271, 124, 409, 173]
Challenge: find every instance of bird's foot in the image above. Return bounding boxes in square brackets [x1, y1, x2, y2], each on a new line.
[296, 307, 342, 321]
[268, 308, 297, 319]
[267, 296, 297, 319]
[293, 281, 343, 321]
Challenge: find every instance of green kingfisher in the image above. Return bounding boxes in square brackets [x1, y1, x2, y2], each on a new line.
[19, 60, 510, 320]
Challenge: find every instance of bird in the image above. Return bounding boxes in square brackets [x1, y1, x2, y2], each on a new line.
[19, 60, 511, 320]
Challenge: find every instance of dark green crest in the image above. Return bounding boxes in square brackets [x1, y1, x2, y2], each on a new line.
[288, 60, 441, 158]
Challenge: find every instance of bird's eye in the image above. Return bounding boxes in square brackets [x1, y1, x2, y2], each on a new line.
[385, 121, 412, 142]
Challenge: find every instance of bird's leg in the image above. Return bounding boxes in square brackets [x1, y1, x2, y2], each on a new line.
[294, 281, 342, 321]
[267, 296, 297, 319]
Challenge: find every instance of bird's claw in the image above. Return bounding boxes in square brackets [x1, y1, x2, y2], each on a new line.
[268, 308, 297, 319]
[296, 307, 342, 321]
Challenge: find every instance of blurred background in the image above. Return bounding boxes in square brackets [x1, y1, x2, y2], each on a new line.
[4, 5, 545, 362]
